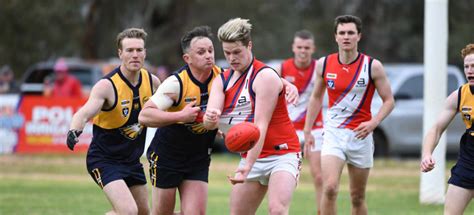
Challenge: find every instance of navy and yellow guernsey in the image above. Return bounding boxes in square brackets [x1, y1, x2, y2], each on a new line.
[148, 65, 222, 172]
[88, 67, 154, 164]
[457, 84, 474, 170]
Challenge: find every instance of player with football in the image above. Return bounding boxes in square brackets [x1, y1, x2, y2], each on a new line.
[203, 17, 301, 214]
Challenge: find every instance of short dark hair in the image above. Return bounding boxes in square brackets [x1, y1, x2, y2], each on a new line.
[116, 28, 147, 50]
[334, 15, 362, 34]
[181, 26, 213, 54]
[294, 30, 314, 41]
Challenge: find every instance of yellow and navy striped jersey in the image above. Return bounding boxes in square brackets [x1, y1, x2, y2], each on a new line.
[148, 65, 221, 169]
[459, 84, 474, 129]
[168, 64, 222, 134]
[88, 67, 154, 163]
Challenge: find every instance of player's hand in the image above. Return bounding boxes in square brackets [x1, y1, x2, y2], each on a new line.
[181, 101, 200, 123]
[228, 165, 251, 185]
[420, 154, 436, 172]
[354, 120, 377, 139]
[66, 129, 82, 151]
[303, 131, 314, 159]
[205, 108, 221, 123]
[285, 83, 299, 106]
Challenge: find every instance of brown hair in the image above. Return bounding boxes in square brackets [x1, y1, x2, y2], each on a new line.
[334, 15, 362, 34]
[116, 28, 147, 50]
[294, 30, 314, 41]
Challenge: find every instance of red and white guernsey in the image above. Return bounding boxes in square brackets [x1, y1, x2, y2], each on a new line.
[322, 53, 375, 130]
[281, 58, 323, 130]
[219, 59, 300, 158]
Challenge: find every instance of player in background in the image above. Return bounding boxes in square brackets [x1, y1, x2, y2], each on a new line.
[421, 43, 474, 215]
[204, 17, 301, 215]
[304, 15, 394, 215]
[67, 28, 161, 215]
[275, 29, 324, 215]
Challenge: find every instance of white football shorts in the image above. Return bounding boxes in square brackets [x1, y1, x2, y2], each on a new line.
[321, 126, 374, 168]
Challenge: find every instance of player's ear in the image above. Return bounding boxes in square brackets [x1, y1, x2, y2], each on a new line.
[247, 41, 253, 50]
[182, 53, 190, 64]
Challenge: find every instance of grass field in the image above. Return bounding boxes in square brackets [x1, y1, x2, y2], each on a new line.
[1, 153, 473, 215]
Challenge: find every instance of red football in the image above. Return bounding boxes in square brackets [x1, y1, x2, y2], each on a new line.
[225, 122, 260, 153]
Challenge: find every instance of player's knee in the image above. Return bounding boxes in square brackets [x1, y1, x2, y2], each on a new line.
[268, 202, 289, 215]
[117, 203, 138, 215]
[314, 173, 323, 186]
[323, 183, 339, 200]
[350, 191, 366, 207]
[137, 205, 150, 215]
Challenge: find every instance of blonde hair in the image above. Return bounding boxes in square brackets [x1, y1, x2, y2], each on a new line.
[461, 44, 474, 59]
[116, 28, 147, 50]
[217, 18, 252, 46]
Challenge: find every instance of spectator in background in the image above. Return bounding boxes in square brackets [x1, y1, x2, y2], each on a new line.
[0, 65, 19, 94]
[43, 58, 83, 97]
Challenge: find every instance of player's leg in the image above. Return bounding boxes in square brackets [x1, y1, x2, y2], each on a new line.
[307, 151, 322, 214]
[306, 129, 323, 214]
[444, 184, 474, 215]
[103, 180, 139, 215]
[347, 165, 370, 215]
[320, 155, 345, 215]
[345, 130, 373, 215]
[267, 171, 297, 215]
[178, 180, 208, 215]
[266, 152, 301, 215]
[230, 181, 267, 215]
[320, 127, 347, 215]
[151, 186, 178, 215]
[129, 184, 150, 215]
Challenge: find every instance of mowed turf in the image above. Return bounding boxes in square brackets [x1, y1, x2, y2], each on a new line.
[1, 153, 473, 214]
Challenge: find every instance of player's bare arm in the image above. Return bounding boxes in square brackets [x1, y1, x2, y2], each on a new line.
[272, 63, 299, 104]
[203, 76, 224, 130]
[354, 59, 395, 139]
[303, 57, 326, 146]
[139, 76, 200, 127]
[151, 74, 161, 92]
[229, 68, 281, 184]
[421, 90, 458, 172]
[67, 79, 113, 150]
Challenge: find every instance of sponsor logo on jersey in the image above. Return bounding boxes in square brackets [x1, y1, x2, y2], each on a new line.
[356, 78, 367, 87]
[185, 97, 197, 103]
[237, 95, 251, 107]
[342, 67, 350, 72]
[327, 80, 335, 89]
[326, 73, 337, 79]
[119, 123, 143, 140]
[461, 106, 472, 113]
[121, 100, 130, 106]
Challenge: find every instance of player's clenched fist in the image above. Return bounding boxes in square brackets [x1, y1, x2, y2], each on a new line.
[66, 129, 82, 151]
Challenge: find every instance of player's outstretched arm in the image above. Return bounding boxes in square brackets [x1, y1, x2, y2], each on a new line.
[421, 90, 458, 172]
[67, 79, 111, 150]
[203, 75, 224, 130]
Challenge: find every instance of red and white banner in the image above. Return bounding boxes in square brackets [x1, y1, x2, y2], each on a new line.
[16, 96, 92, 153]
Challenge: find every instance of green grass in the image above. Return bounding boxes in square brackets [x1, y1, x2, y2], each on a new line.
[1, 154, 473, 214]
